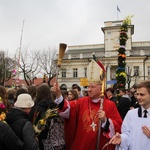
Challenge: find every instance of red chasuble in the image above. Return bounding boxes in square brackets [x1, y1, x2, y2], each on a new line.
[62, 96, 122, 150]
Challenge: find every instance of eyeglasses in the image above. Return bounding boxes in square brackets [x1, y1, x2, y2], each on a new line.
[88, 85, 97, 89]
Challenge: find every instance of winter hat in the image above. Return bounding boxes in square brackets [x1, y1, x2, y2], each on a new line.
[14, 93, 34, 108]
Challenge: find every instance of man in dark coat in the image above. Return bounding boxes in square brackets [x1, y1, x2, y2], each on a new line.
[106, 88, 117, 103]
[0, 121, 24, 150]
[117, 88, 131, 120]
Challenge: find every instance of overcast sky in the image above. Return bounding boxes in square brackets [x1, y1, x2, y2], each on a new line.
[0, 0, 150, 56]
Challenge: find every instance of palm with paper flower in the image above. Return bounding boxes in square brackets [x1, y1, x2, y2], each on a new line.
[33, 108, 58, 135]
[0, 97, 6, 122]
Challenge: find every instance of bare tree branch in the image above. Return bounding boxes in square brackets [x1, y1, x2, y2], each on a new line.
[39, 48, 57, 87]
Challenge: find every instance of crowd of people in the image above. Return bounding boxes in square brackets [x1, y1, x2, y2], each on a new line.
[0, 60, 150, 150]
[105, 86, 139, 120]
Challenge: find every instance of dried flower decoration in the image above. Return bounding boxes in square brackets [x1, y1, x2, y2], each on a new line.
[116, 15, 133, 91]
[0, 112, 6, 121]
[0, 96, 2, 102]
[0, 96, 6, 122]
[123, 15, 133, 25]
[0, 103, 6, 109]
[0, 97, 5, 109]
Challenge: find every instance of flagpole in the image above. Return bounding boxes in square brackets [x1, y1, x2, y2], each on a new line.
[117, 5, 120, 20]
[117, 9, 118, 20]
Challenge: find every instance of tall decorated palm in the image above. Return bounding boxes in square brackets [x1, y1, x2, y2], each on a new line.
[116, 16, 133, 91]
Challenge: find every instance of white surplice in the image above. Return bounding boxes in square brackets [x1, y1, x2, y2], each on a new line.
[116, 108, 150, 150]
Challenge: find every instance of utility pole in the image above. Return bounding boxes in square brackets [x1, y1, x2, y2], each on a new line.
[16, 20, 25, 86]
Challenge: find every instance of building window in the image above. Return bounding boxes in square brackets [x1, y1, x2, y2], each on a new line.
[73, 68, 78, 78]
[148, 66, 150, 76]
[133, 66, 139, 76]
[62, 68, 66, 78]
[107, 31, 111, 35]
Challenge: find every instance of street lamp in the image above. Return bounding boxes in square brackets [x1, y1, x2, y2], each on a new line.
[143, 55, 148, 80]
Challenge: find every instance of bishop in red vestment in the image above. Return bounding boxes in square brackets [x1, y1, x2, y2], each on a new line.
[53, 60, 122, 150]
[57, 95, 122, 150]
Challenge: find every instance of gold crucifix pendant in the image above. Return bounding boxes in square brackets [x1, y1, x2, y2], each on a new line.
[90, 121, 97, 131]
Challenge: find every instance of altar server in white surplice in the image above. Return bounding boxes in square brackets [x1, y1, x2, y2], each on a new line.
[109, 81, 150, 150]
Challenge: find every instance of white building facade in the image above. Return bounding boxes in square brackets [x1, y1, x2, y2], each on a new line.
[57, 20, 150, 90]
